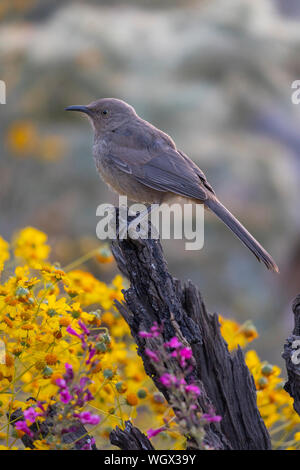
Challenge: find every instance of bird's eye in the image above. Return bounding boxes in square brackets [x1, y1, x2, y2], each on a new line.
[101, 109, 108, 116]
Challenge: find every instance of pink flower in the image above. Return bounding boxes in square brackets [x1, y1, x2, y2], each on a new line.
[60, 388, 72, 404]
[202, 413, 222, 423]
[150, 322, 162, 337]
[83, 389, 94, 403]
[180, 347, 192, 359]
[185, 384, 201, 396]
[64, 363, 74, 382]
[139, 331, 153, 338]
[145, 348, 159, 362]
[86, 348, 96, 365]
[56, 378, 67, 389]
[159, 373, 177, 387]
[78, 320, 90, 336]
[23, 407, 39, 424]
[165, 337, 182, 349]
[75, 411, 100, 425]
[81, 437, 96, 450]
[66, 326, 82, 339]
[36, 401, 45, 412]
[79, 376, 90, 389]
[147, 426, 166, 438]
[15, 420, 33, 438]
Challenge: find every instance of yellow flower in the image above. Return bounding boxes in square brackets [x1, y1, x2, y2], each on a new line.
[6, 121, 38, 156]
[219, 316, 258, 351]
[13, 227, 50, 266]
[33, 439, 50, 450]
[44, 353, 58, 365]
[0, 236, 9, 273]
[40, 295, 70, 318]
[245, 349, 300, 434]
[0, 445, 18, 450]
[126, 393, 139, 407]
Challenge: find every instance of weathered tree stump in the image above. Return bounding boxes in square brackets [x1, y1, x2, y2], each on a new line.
[110, 421, 154, 450]
[282, 294, 300, 416]
[110, 233, 271, 450]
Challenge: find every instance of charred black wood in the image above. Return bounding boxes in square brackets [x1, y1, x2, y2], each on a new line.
[111, 231, 271, 450]
[110, 420, 155, 450]
[282, 294, 300, 416]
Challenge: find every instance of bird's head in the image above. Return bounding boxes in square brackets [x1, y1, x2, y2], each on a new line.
[65, 98, 137, 133]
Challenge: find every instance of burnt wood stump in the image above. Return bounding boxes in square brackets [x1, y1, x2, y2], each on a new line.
[110, 421, 155, 450]
[282, 294, 300, 416]
[110, 231, 271, 450]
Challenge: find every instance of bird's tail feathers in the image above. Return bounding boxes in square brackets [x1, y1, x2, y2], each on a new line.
[205, 197, 279, 273]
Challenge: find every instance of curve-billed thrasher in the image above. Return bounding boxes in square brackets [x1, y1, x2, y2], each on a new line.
[66, 98, 279, 272]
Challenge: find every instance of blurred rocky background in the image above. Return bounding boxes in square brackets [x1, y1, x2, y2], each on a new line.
[1, 0, 300, 367]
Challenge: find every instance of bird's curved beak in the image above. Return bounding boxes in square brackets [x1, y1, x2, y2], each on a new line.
[65, 105, 92, 116]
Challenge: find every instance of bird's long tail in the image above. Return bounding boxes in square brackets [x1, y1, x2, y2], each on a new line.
[205, 197, 279, 273]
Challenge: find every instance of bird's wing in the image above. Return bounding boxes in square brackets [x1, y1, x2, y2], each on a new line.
[107, 129, 212, 201]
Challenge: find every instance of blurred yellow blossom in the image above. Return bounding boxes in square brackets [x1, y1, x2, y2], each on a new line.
[220, 316, 258, 350]
[0, 236, 9, 273]
[6, 121, 38, 156]
[6, 121, 66, 161]
[13, 227, 50, 267]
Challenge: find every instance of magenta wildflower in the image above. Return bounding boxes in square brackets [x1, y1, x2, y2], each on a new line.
[180, 347, 193, 359]
[79, 376, 90, 389]
[159, 373, 177, 387]
[83, 389, 94, 402]
[56, 378, 67, 389]
[15, 420, 33, 438]
[64, 363, 74, 382]
[78, 320, 90, 336]
[150, 323, 162, 337]
[86, 347, 96, 365]
[185, 384, 201, 396]
[165, 337, 182, 349]
[60, 388, 73, 404]
[23, 407, 39, 424]
[81, 438, 96, 450]
[66, 326, 82, 339]
[147, 427, 166, 438]
[139, 331, 153, 338]
[202, 413, 222, 423]
[75, 411, 100, 425]
[145, 348, 159, 362]
[36, 401, 46, 412]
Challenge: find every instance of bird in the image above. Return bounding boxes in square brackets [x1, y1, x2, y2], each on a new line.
[65, 98, 279, 273]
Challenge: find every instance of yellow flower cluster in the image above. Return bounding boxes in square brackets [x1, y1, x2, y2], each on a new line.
[0, 227, 298, 450]
[221, 316, 300, 449]
[0, 227, 174, 450]
[13, 227, 50, 267]
[0, 237, 9, 273]
[6, 121, 66, 161]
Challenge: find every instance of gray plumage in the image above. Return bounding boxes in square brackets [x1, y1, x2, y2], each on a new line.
[65, 98, 279, 273]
